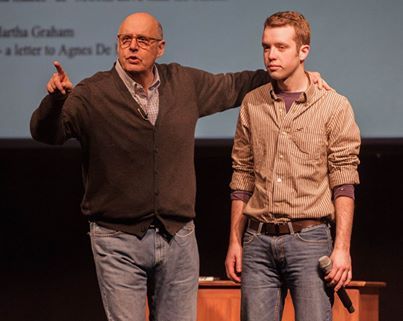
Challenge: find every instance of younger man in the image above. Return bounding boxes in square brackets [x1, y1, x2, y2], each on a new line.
[225, 11, 360, 321]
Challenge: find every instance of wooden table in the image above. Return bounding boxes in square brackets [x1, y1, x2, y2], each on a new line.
[197, 280, 386, 321]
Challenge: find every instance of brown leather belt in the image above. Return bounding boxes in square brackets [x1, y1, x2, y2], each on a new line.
[247, 218, 326, 236]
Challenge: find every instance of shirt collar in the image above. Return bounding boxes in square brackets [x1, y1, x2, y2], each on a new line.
[269, 72, 319, 104]
[115, 59, 160, 92]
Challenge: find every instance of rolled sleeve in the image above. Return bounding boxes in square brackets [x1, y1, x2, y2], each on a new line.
[230, 103, 255, 192]
[327, 97, 361, 189]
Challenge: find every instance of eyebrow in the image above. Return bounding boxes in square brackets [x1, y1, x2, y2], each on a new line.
[119, 33, 161, 39]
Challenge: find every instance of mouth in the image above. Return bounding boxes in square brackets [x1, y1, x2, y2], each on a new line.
[268, 65, 281, 72]
[127, 56, 141, 64]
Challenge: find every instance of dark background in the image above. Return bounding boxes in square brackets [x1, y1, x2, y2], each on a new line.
[1, 138, 402, 321]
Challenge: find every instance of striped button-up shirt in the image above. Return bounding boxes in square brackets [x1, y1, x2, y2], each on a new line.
[230, 81, 361, 223]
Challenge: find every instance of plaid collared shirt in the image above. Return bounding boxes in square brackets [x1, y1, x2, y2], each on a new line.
[115, 59, 160, 125]
[230, 81, 361, 223]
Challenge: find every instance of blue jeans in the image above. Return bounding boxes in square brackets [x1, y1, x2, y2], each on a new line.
[89, 220, 199, 321]
[241, 223, 334, 321]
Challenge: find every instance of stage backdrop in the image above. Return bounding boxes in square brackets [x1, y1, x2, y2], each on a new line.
[1, 0, 403, 138]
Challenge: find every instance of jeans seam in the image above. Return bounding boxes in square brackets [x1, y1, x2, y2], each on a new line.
[99, 283, 113, 321]
[89, 236, 113, 321]
[273, 287, 281, 321]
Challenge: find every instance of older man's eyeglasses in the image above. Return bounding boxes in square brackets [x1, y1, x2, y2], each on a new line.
[117, 34, 162, 49]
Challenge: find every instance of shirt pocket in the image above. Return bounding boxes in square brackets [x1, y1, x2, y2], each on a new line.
[290, 128, 327, 161]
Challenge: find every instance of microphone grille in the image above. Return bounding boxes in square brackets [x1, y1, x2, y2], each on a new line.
[319, 255, 332, 274]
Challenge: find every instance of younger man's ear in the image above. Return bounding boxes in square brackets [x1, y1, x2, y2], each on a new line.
[299, 44, 310, 61]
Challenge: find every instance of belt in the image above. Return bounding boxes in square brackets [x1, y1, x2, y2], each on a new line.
[247, 218, 326, 236]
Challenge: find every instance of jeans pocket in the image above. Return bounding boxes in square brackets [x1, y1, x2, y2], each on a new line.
[243, 230, 256, 246]
[174, 221, 195, 247]
[89, 222, 122, 238]
[296, 224, 331, 243]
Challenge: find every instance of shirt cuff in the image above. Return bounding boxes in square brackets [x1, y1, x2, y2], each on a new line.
[333, 184, 355, 200]
[231, 190, 252, 202]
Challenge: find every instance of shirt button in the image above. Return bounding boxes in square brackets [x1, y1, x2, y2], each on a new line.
[277, 177, 282, 183]
[279, 154, 284, 159]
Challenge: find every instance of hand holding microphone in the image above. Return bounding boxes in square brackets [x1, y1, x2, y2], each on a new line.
[319, 255, 355, 313]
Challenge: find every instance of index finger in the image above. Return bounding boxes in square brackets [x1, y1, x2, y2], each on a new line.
[53, 61, 65, 78]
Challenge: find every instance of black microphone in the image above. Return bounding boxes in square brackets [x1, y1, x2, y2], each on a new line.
[318, 256, 355, 314]
[137, 107, 149, 121]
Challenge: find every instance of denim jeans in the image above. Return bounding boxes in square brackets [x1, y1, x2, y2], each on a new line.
[89, 220, 199, 321]
[241, 223, 334, 321]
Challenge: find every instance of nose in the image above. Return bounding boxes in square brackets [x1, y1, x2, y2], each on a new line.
[268, 48, 277, 60]
[129, 37, 139, 51]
